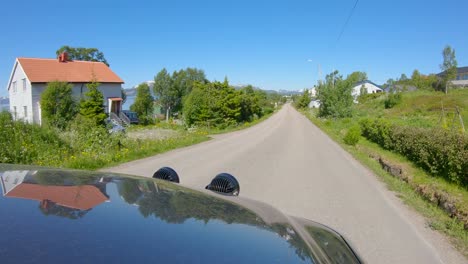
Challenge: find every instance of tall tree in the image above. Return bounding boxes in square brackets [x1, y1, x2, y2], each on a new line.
[316, 70, 355, 118]
[131, 83, 154, 124]
[440, 45, 458, 94]
[40, 81, 77, 129]
[56, 46, 109, 66]
[153, 68, 175, 121]
[79, 80, 107, 126]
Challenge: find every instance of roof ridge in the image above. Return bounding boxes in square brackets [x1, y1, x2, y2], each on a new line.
[18, 57, 105, 64]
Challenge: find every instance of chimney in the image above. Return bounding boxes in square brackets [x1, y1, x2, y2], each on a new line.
[58, 52, 68, 62]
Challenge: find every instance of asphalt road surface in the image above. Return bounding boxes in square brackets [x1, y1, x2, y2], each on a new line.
[103, 104, 465, 264]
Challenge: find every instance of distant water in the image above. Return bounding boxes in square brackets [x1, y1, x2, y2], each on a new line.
[123, 95, 135, 110]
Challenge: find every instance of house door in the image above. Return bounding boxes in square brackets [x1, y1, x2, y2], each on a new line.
[108, 98, 122, 115]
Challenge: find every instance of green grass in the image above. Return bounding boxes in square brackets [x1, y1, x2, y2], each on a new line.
[302, 109, 468, 257]
[63, 133, 210, 170]
[355, 89, 468, 130]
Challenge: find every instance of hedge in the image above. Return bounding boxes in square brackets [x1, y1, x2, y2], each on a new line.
[360, 118, 468, 186]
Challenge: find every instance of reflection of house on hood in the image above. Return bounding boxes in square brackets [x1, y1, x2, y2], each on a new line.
[0, 170, 109, 211]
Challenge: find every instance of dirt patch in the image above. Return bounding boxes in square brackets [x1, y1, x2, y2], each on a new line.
[127, 128, 180, 140]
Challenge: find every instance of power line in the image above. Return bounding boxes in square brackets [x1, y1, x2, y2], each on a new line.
[336, 0, 359, 44]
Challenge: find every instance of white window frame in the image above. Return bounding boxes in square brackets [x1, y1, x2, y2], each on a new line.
[13, 106, 17, 119]
[12, 81, 17, 93]
[24, 106, 27, 118]
[22, 79, 27, 92]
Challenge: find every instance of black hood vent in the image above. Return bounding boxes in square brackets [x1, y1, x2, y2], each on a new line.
[152, 167, 180, 183]
[206, 173, 240, 196]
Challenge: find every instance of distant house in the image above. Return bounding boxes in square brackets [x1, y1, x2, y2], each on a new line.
[351, 80, 383, 102]
[383, 84, 418, 93]
[308, 100, 321, 108]
[437, 66, 468, 88]
[6, 53, 124, 124]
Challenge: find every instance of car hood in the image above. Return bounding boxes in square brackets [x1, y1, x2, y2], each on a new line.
[0, 164, 361, 264]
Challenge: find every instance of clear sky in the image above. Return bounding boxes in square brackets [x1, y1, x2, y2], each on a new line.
[1, 0, 467, 96]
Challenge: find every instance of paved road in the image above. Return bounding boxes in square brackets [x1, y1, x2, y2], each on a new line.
[103, 104, 465, 264]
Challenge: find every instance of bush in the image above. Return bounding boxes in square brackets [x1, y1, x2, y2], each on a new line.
[0, 112, 69, 166]
[263, 107, 274, 115]
[360, 118, 468, 186]
[343, 125, 361, 146]
[384, 93, 402, 109]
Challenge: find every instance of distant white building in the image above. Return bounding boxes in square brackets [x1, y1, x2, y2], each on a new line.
[6, 53, 124, 124]
[308, 100, 321, 108]
[351, 80, 383, 102]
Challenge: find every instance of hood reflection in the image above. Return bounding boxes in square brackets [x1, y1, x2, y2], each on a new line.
[1, 170, 109, 219]
[0, 169, 314, 262]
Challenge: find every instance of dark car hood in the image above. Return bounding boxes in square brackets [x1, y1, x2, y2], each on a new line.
[0, 165, 361, 264]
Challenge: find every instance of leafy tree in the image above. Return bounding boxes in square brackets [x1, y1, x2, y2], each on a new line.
[239, 85, 264, 120]
[440, 45, 458, 94]
[56, 46, 109, 66]
[316, 71, 355, 118]
[294, 90, 311, 109]
[154, 68, 207, 121]
[121, 88, 127, 104]
[40, 81, 77, 129]
[184, 81, 242, 128]
[399, 73, 409, 81]
[79, 80, 107, 126]
[130, 83, 154, 124]
[153, 68, 176, 120]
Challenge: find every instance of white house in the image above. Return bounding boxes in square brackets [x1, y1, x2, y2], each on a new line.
[6, 53, 124, 124]
[351, 80, 383, 102]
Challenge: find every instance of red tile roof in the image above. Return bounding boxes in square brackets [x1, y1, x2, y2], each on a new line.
[17, 58, 124, 84]
[6, 183, 108, 210]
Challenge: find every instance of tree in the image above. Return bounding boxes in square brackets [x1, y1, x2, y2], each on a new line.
[40, 81, 77, 129]
[79, 80, 107, 126]
[294, 90, 311, 109]
[440, 45, 458, 94]
[399, 73, 408, 81]
[153, 67, 207, 121]
[121, 88, 127, 104]
[184, 81, 242, 128]
[131, 83, 154, 124]
[56, 46, 109, 66]
[153, 68, 175, 121]
[316, 71, 355, 118]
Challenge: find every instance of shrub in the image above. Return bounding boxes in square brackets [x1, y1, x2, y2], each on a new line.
[384, 93, 402, 109]
[0, 112, 69, 166]
[263, 107, 274, 115]
[40, 81, 77, 129]
[79, 80, 107, 126]
[343, 125, 361, 146]
[360, 118, 468, 186]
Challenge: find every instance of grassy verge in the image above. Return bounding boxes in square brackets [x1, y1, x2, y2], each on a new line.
[301, 109, 468, 257]
[63, 133, 210, 170]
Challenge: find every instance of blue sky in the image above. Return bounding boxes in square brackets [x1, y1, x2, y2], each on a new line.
[1, 0, 467, 96]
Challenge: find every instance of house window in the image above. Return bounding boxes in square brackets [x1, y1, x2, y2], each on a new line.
[24, 106, 28, 118]
[12, 81, 17, 93]
[22, 79, 27, 92]
[13, 106, 17, 119]
[463, 74, 468, 80]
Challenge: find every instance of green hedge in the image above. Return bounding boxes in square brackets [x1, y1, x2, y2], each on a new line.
[360, 118, 468, 186]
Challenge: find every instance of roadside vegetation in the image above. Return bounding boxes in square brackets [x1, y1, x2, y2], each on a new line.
[294, 45, 468, 255]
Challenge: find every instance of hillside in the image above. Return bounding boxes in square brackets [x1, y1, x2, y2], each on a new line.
[355, 89, 468, 130]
